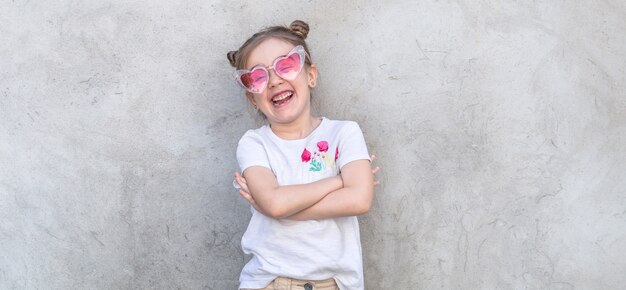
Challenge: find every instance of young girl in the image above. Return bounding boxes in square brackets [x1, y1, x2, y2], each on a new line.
[228, 20, 378, 290]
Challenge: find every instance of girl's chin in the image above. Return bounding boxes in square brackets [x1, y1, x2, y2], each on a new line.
[268, 114, 298, 124]
[266, 110, 307, 125]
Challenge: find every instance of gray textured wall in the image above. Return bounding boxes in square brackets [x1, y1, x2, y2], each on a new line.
[1, 1, 625, 289]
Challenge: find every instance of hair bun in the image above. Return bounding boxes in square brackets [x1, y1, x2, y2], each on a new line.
[227, 50, 238, 67]
[289, 20, 309, 39]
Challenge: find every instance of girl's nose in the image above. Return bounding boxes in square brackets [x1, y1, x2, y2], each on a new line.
[267, 68, 283, 88]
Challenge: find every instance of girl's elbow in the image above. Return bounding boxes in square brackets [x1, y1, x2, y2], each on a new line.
[263, 204, 285, 219]
[355, 192, 374, 215]
[357, 201, 372, 215]
[255, 190, 288, 219]
[264, 202, 291, 219]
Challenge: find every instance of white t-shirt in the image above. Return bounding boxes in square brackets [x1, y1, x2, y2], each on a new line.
[236, 117, 370, 290]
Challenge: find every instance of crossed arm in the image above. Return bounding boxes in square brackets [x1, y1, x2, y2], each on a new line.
[234, 155, 380, 220]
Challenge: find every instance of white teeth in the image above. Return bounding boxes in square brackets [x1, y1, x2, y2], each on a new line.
[272, 91, 292, 102]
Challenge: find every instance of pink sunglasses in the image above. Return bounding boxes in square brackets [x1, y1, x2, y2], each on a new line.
[232, 45, 307, 94]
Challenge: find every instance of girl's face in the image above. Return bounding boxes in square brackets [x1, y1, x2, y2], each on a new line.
[244, 38, 317, 126]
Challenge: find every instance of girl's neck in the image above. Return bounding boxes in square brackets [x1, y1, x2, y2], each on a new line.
[269, 115, 322, 140]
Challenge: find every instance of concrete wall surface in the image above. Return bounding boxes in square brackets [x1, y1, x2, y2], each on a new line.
[1, 0, 625, 289]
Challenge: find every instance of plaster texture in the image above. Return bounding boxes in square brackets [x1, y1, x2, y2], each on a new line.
[1, 1, 625, 289]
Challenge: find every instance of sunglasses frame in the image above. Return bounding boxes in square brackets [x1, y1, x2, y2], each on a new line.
[232, 45, 307, 94]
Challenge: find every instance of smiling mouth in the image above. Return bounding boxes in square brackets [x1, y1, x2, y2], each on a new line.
[271, 91, 293, 107]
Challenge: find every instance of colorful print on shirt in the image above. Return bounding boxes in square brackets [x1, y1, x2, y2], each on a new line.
[301, 141, 338, 172]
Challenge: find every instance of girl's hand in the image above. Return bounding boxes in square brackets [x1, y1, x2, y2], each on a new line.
[234, 172, 263, 213]
[371, 154, 381, 186]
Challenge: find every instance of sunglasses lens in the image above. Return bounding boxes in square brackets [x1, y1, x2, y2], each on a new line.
[240, 68, 268, 93]
[275, 52, 302, 80]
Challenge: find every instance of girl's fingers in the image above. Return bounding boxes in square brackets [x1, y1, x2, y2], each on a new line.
[236, 173, 261, 212]
[234, 178, 244, 189]
[240, 190, 260, 212]
[234, 172, 247, 184]
[236, 180, 250, 194]
[370, 155, 381, 174]
[240, 190, 254, 203]
[234, 172, 252, 193]
[234, 175, 247, 188]
[369, 156, 381, 186]
[236, 176, 250, 192]
[240, 182, 250, 193]
[233, 173, 242, 189]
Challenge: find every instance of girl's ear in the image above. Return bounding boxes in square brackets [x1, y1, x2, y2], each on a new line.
[307, 64, 318, 88]
[245, 92, 257, 109]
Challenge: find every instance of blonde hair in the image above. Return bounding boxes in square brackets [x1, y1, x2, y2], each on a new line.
[227, 20, 313, 69]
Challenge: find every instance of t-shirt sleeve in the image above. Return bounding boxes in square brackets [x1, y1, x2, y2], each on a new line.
[336, 121, 371, 170]
[236, 131, 271, 173]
